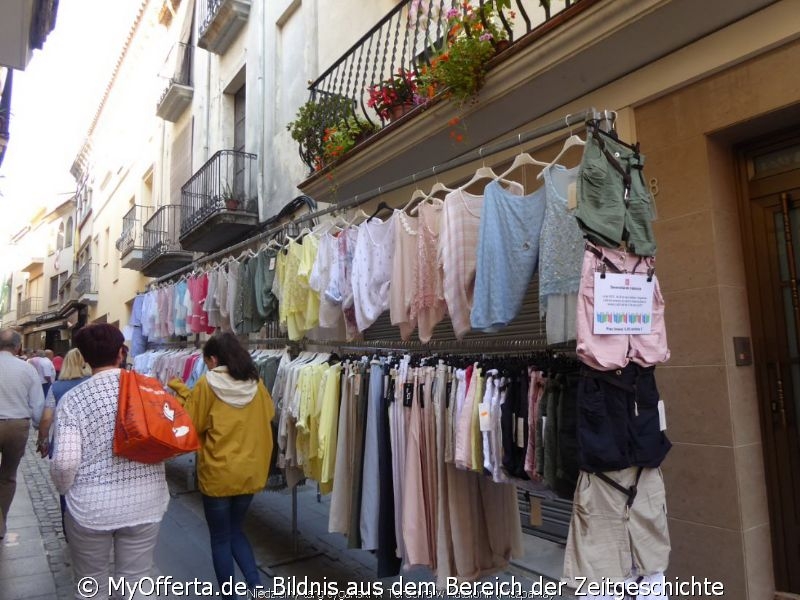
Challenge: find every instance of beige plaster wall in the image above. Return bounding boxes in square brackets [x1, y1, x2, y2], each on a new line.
[634, 39, 800, 600]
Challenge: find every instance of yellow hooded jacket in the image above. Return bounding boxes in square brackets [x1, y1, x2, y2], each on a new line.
[170, 367, 275, 497]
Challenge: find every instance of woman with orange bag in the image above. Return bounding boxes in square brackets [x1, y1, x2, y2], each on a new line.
[169, 332, 274, 597]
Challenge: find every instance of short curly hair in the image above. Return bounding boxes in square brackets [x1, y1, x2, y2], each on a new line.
[74, 324, 125, 369]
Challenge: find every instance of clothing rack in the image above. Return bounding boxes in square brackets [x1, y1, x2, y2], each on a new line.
[150, 107, 610, 287]
[302, 337, 576, 356]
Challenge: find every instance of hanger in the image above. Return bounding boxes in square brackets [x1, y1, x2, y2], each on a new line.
[368, 201, 393, 221]
[400, 188, 428, 213]
[428, 181, 452, 197]
[344, 208, 370, 227]
[536, 133, 586, 179]
[497, 150, 549, 181]
[459, 164, 502, 192]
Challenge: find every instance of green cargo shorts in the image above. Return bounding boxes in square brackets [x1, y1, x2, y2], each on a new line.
[575, 132, 657, 257]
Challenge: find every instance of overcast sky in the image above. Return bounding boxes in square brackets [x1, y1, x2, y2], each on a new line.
[0, 0, 142, 245]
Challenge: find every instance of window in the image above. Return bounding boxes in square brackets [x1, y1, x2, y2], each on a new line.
[65, 217, 74, 247]
[57, 222, 65, 251]
[49, 275, 59, 305]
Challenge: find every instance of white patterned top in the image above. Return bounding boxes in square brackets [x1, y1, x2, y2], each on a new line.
[50, 369, 169, 530]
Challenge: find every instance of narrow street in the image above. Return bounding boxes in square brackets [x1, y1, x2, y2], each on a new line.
[2, 436, 573, 600]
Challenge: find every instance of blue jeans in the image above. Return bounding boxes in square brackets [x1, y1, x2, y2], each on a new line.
[201, 494, 261, 595]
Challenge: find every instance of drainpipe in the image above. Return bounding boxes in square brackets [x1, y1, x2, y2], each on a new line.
[258, 1, 266, 221]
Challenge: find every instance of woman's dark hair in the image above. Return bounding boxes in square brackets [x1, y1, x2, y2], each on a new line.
[74, 324, 125, 369]
[203, 332, 258, 381]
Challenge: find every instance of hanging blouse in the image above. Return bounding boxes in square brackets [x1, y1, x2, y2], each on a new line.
[298, 235, 320, 332]
[352, 215, 396, 332]
[538, 165, 582, 313]
[254, 249, 279, 323]
[439, 184, 520, 339]
[204, 270, 220, 328]
[335, 228, 360, 339]
[216, 265, 230, 329]
[225, 260, 241, 333]
[389, 211, 418, 341]
[174, 281, 189, 336]
[471, 181, 547, 332]
[410, 202, 446, 343]
[310, 233, 342, 329]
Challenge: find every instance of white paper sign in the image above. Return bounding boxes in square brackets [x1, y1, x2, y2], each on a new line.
[593, 272, 655, 335]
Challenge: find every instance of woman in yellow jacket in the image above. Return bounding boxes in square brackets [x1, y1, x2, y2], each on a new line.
[169, 332, 274, 596]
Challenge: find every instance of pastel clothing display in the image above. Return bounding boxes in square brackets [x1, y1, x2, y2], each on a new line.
[576, 244, 669, 371]
[471, 182, 546, 332]
[562, 467, 670, 587]
[538, 165, 583, 312]
[411, 202, 446, 343]
[352, 216, 396, 332]
[389, 211, 418, 340]
[309, 233, 342, 329]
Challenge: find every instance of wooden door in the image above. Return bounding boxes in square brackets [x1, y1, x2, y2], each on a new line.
[740, 136, 800, 591]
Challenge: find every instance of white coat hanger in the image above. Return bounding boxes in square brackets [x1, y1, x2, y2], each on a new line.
[401, 188, 428, 213]
[537, 115, 586, 179]
[496, 150, 549, 181]
[345, 208, 370, 227]
[459, 164, 500, 191]
[429, 180, 453, 196]
[536, 134, 585, 179]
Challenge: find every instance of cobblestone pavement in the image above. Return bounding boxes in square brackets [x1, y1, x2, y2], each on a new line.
[18, 436, 73, 599]
[14, 446, 574, 600]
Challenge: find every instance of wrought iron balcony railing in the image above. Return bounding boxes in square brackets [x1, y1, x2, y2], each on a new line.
[156, 42, 194, 121]
[143, 205, 184, 265]
[198, 0, 251, 55]
[76, 262, 98, 296]
[180, 149, 258, 236]
[300, 0, 579, 170]
[116, 204, 152, 255]
[18, 296, 43, 318]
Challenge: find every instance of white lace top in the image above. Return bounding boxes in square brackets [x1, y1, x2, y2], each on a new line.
[50, 369, 169, 530]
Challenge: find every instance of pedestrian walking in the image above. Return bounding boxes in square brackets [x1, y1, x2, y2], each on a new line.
[169, 332, 275, 597]
[0, 329, 46, 538]
[51, 324, 169, 600]
[28, 349, 56, 399]
[49, 349, 64, 379]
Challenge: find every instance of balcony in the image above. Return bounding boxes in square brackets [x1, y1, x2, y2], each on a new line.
[179, 149, 258, 252]
[21, 256, 44, 273]
[141, 205, 193, 277]
[156, 42, 193, 122]
[198, 0, 250, 55]
[75, 262, 98, 304]
[298, 0, 777, 202]
[58, 273, 79, 305]
[116, 204, 153, 270]
[1, 307, 16, 325]
[18, 296, 43, 320]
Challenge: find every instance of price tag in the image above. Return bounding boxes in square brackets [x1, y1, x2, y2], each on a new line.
[567, 182, 578, 210]
[478, 403, 491, 431]
[658, 399, 667, 431]
[529, 497, 543, 526]
[269, 257, 276, 271]
[516, 417, 526, 448]
[403, 383, 413, 407]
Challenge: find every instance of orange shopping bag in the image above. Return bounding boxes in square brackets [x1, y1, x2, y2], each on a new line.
[114, 370, 200, 463]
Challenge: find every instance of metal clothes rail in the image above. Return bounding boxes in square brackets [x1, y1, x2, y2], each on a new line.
[151, 107, 610, 286]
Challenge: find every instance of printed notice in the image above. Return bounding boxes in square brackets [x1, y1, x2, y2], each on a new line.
[593, 272, 655, 335]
